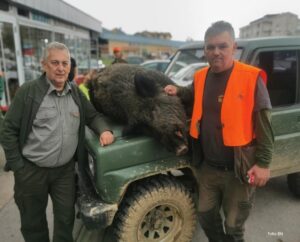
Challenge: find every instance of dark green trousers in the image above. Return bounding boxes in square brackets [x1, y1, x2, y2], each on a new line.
[197, 162, 255, 242]
[14, 159, 75, 242]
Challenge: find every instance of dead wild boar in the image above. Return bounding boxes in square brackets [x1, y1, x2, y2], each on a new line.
[88, 64, 188, 156]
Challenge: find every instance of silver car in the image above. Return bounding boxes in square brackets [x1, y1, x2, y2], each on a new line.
[171, 63, 208, 86]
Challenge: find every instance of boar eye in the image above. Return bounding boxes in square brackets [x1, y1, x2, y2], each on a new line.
[175, 131, 183, 138]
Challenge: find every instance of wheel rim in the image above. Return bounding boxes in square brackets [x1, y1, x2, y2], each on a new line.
[138, 204, 183, 241]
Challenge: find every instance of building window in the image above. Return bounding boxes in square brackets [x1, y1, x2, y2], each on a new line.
[55, 33, 65, 43]
[17, 8, 29, 18]
[0, 0, 9, 11]
[65, 36, 91, 73]
[0, 22, 19, 102]
[76, 38, 91, 72]
[20, 26, 52, 82]
[32, 12, 50, 24]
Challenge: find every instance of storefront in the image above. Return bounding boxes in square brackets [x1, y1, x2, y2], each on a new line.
[0, 0, 102, 108]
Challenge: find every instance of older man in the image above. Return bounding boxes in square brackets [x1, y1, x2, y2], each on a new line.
[0, 42, 114, 242]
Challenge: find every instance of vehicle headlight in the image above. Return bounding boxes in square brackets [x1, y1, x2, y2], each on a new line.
[88, 154, 95, 177]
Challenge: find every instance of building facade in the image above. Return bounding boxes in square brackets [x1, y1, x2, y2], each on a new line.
[99, 28, 185, 64]
[0, 0, 102, 107]
[240, 12, 300, 39]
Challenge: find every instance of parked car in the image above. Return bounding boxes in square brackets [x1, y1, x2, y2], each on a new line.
[165, 46, 208, 78]
[77, 36, 300, 242]
[170, 62, 208, 86]
[140, 59, 170, 72]
[125, 56, 144, 65]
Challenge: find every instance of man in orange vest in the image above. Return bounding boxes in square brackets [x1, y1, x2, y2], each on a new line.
[165, 21, 274, 242]
[111, 47, 127, 65]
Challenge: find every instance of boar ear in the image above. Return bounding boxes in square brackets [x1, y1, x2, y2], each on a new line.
[134, 71, 158, 97]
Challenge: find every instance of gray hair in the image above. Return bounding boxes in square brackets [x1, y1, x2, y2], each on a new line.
[204, 21, 235, 42]
[42, 42, 70, 61]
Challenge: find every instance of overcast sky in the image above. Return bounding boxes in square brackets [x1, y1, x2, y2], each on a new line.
[64, 0, 300, 41]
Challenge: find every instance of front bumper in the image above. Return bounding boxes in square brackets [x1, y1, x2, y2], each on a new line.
[77, 193, 118, 230]
[76, 167, 118, 230]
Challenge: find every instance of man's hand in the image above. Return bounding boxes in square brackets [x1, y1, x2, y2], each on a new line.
[99, 131, 114, 146]
[164, 85, 178, 96]
[247, 165, 270, 187]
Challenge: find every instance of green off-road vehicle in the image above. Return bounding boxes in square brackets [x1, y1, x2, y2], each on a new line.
[77, 36, 300, 242]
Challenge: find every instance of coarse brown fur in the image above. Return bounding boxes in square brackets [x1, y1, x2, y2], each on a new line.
[88, 64, 188, 155]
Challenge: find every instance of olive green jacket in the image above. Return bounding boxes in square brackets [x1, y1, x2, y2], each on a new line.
[0, 74, 110, 172]
[111, 58, 127, 65]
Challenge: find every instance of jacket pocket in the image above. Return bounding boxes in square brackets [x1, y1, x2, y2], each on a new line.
[33, 106, 58, 135]
[234, 143, 256, 183]
[35, 106, 57, 120]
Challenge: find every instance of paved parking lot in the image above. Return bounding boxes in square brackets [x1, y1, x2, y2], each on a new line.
[1, 146, 299, 242]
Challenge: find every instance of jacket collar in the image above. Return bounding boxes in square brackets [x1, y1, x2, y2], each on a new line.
[36, 73, 50, 94]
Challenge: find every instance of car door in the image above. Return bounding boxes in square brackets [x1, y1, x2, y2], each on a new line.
[251, 47, 300, 177]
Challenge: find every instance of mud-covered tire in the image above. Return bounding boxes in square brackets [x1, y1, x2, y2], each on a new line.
[287, 173, 300, 197]
[114, 175, 197, 242]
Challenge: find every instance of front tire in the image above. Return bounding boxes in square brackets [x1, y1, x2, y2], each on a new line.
[114, 175, 197, 242]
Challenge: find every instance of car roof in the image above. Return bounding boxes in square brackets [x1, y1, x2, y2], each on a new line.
[178, 36, 300, 50]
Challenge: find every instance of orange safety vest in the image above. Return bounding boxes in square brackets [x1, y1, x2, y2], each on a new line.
[190, 61, 267, 146]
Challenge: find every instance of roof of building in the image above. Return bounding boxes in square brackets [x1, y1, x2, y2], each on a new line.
[101, 28, 185, 48]
[10, 0, 102, 33]
[250, 12, 298, 25]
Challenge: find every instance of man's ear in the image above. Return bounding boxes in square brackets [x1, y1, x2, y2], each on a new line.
[233, 42, 238, 52]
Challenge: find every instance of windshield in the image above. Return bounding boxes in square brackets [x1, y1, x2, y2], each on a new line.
[166, 48, 206, 76]
[173, 64, 201, 80]
[166, 47, 243, 77]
